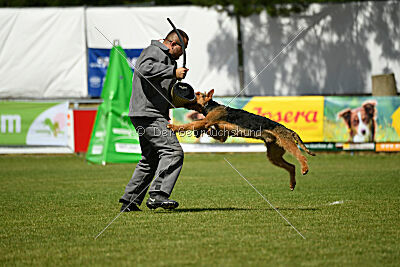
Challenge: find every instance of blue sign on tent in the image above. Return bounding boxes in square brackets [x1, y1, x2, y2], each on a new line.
[88, 48, 143, 97]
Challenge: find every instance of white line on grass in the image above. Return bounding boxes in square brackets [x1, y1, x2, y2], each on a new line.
[328, 200, 344, 205]
[224, 157, 306, 240]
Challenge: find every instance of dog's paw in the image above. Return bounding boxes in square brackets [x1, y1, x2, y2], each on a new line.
[214, 136, 227, 143]
[290, 180, 296, 191]
[167, 124, 179, 132]
[302, 167, 309, 175]
[194, 129, 206, 138]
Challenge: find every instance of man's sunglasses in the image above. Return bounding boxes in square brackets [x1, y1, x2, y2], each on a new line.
[167, 39, 182, 47]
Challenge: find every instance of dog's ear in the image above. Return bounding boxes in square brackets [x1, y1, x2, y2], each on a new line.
[206, 89, 215, 98]
[338, 109, 352, 128]
[362, 101, 377, 118]
[195, 91, 201, 96]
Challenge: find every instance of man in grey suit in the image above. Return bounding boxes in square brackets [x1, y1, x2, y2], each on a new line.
[119, 29, 189, 211]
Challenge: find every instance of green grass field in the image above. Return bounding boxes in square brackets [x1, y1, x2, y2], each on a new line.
[1, 153, 399, 266]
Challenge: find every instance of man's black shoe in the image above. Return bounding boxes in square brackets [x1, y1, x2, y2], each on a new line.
[146, 194, 179, 210]
[120, 201, 141, 212]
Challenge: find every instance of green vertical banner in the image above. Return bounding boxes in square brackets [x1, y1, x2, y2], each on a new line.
[86, 46, 141, 165]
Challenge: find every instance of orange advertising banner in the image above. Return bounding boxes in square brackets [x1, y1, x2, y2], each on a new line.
[376, 143, 400, 152]
[242, 96, 325, 142]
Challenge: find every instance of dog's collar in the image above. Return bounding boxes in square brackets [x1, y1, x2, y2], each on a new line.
[202, 101, 213, 115]
[202, 100, 221, 115]
[200, 101, 210, 116]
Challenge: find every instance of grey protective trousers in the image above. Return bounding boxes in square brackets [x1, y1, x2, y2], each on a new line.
[120, 117, 184, 205]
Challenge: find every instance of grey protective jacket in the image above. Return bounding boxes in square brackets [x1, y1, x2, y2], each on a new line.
[129, 40, 177, 119]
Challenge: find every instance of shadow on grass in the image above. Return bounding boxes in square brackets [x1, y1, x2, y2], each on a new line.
[156, 207, 320, 213]
[174, 207, 249, 213]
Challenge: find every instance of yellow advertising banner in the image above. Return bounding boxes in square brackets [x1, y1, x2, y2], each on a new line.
[242, 96, 325, 142]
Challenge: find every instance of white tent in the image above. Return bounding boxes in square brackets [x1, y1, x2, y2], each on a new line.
[0, 7, 87, 98]
[0, 2, 398, 98]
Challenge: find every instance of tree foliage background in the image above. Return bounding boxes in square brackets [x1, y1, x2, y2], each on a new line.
[0, 0, 360, 17]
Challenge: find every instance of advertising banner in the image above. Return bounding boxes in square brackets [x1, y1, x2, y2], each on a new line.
[244, 96, 324, 142]
[0, 102, 69, 146]
[324, 96, 400, 142]
[376, 143, 400, 152]
[86, 46, 141, 165]
[172, 96, 325, 143]
[88, 48, 143, 97]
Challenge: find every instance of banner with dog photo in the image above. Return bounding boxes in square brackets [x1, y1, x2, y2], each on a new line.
[172, 96, 325, 144]
[324, 96, 400, 142]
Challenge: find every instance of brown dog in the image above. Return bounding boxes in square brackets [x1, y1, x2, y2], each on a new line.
[168, 90, 315, 190]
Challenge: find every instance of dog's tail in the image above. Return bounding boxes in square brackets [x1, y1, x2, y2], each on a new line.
[292, 131, 316, 156]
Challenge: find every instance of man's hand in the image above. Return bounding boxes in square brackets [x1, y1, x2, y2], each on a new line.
[175, 67, 189, 79]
